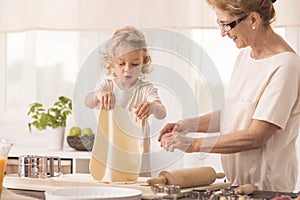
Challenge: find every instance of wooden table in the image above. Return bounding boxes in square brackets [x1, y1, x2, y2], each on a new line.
[3, 174, 231, 199]
[2, 188, 44, 200]
[6, 188, 194, 200]
[10, 189, 45, 200]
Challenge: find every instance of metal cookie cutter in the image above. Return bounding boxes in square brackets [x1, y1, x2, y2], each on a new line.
[18, 155, 61, 178]
[152, 184, 187, 199]
[47, 156, 61, 177]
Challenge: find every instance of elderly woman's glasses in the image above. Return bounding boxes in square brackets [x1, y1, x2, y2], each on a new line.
[217, 15, 248, 32]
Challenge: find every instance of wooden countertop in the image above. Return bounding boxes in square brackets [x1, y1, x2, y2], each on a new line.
[3, 174, 231, 199]
[2, 188, 43, 200]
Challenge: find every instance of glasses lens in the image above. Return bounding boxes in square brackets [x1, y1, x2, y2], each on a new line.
[218, 15, 248, 32]
[223, 25, 231, 32]
[218, 23, 229, 32]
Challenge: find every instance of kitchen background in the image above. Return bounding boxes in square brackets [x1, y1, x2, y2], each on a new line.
[0, 0, 300, 191]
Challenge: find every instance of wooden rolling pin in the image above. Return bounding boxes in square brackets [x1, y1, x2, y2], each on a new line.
[147, 166, 225, 188]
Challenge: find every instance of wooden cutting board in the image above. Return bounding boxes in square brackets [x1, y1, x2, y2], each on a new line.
[4, 174, 231, 199]
[1, 187, 36, 200]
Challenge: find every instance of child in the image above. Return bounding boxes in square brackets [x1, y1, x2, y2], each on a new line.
[85, 26, 166, 179]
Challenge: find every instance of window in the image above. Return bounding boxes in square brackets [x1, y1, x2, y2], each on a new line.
[0, 28, 296, 121]
[5, 31, 79, 112]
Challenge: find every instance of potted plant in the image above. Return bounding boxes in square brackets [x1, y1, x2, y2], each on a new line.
[27, 96, 72, 149]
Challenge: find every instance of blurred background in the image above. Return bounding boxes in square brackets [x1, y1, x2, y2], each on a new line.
[0, 0, 299, 189]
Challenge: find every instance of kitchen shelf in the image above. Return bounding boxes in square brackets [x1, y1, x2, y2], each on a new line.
[7, 146, 91, 174]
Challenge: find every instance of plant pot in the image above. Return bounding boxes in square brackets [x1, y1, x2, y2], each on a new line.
[47, 127, 65, 150]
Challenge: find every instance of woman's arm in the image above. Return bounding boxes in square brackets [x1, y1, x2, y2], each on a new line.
[163, 119, 279, 153]
[194, 119, 279, 153]
[186, 110, 221, 133]
[158, 110, 221, 142]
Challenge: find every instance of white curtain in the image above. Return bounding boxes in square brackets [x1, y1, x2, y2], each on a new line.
[0, 0, 300, 33]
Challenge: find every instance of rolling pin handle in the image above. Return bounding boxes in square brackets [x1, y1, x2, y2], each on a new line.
[216, 172, 226, 179]
[147, 176, 167, 186]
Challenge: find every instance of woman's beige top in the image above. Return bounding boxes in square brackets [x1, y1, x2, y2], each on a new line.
[220, 47, 300, 192]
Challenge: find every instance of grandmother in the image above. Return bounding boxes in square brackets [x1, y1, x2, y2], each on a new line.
[159, 0, 300, 192]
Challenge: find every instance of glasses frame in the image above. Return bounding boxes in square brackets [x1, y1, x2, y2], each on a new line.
[217, 15, 248, 32]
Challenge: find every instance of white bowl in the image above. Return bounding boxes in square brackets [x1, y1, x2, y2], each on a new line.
[45, 186, 142, 200]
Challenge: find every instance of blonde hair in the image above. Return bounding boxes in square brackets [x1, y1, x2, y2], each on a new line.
[205, 0, 276, 26]
[100, 26, 152, 76]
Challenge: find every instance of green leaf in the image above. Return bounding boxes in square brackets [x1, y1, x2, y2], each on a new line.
[27, 96, 72, 132]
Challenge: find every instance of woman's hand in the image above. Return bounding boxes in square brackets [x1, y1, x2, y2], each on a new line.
[158, 121, 189, 142]
[96, 91, 115, 110]
[158, 120, 200, 152]
[160, 132, 197, 153]
[158, 122, 181, 141]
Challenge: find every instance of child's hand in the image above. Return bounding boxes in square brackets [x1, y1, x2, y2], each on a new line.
[135, 101, 153, 120]
[96, 91, 115, 110]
